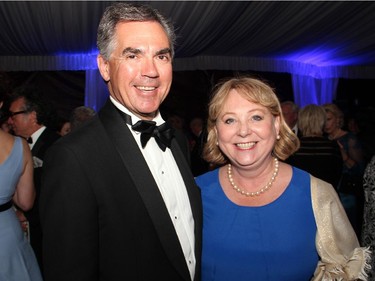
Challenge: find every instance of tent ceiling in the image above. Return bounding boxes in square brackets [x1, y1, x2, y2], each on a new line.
[1, 1, 375, 77]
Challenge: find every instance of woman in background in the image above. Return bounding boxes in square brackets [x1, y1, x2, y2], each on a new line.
[0, 91, 42, 280]
[196, 76, 370, 281]
[323, 103, 366, 238]
[286, 104, 342, 188]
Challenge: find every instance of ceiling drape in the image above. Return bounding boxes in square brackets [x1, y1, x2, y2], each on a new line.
[1, 1, 375, 109]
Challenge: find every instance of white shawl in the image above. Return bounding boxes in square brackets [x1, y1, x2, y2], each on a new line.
[311, 175, 371, 280]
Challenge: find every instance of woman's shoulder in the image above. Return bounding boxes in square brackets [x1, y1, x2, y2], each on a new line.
[195, 168, 220, 186]
[0, 131, 16, 155]
[289, 164, 310, 179]
[0, 134, 25, 168]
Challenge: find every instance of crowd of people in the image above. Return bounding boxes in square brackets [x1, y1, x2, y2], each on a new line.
[1, 2, 374, 281]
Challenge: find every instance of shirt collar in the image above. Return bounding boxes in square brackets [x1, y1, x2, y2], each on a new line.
[109, 96, 164, 126]
[29, 126, 46, 148]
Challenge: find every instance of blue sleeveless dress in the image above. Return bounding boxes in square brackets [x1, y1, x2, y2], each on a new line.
[0, 137, 43, 281]
[196, 166, 319, 281]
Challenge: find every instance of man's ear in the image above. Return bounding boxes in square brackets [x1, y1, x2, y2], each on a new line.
[30, 111, 38, 125]
[97, 55, 110, 82]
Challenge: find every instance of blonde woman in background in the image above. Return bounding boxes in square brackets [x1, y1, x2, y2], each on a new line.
[323, 103, 366, 238]
[286, 104, 342, 188]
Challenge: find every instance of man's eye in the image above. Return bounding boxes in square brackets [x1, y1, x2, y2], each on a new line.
[158, 55, 170, 61]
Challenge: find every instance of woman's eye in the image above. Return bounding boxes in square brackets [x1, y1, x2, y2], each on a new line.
[252, 115, 263, 121]
[224, 118, 235, 124]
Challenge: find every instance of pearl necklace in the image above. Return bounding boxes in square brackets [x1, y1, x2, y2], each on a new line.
[227, 157, 279, 197]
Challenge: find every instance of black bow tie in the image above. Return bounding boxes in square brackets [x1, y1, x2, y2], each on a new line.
[27, 137, 33, 144]
[132, 120, 174, 151]
[119, 110, 174, 151]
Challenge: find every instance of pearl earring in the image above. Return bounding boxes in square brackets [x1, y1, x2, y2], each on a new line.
[276, 135, 280, 140]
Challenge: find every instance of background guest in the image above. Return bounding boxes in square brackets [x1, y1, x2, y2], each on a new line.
[69, 105, 96, 132]
[189, 116, 210, 176]
[56, 117, 71, 136]
[281, 100, 300, 137]
[165, 112, 192, 167]
[323, 103, 366, 238]
[286, 104, 342, 188]
[7, 86, 60, 271]
[0, 90, 42, 281]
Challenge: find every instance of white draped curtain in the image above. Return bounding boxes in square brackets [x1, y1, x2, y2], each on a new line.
[84, 69, 109, 112]
[292, 75, 339, 108]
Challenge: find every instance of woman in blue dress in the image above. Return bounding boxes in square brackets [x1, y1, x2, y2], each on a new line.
[195, 76, 370, 281]
[0, 91, 43, 280]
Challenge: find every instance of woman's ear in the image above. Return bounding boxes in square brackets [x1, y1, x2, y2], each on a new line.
[275, 115, 281, 136]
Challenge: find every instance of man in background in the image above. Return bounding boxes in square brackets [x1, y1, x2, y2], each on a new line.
[8, 86, 60, 271]
[281, 100, 300, 137]
[189, 117, 210, 176]
[69, 106, 96, 132]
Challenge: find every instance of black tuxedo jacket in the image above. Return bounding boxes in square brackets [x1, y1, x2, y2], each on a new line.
[26, 127, 60, 267]
[40, 100, 202, 281]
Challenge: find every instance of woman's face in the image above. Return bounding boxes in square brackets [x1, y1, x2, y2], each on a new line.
[324, 111, 338, 135]
[215, 89, 280, 168]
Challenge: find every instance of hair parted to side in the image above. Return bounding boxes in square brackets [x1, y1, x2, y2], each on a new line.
[203, 76, 300, 165]
[97, 2, 176, 61]
[323, 103, 344, 128]
[10, 86, 56, 127]
[298, 104, 326, 137]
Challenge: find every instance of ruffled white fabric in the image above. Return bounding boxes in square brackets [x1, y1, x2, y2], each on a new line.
[311, 175, 371, 280]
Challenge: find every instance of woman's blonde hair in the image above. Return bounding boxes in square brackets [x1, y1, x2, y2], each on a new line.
[203, 76, 299, 165]
[298, 104, 326, 137]
[323, 103, 344, 128]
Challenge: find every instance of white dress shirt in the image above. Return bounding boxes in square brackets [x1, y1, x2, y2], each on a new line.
[110, 97, 196, 280]
[28, 126, 46, 150]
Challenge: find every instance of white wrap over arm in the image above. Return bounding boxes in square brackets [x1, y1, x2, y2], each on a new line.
[311, 175, 371, 280]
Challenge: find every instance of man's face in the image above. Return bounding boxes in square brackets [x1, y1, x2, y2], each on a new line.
[98, 21, 173, 120]
[8, 97, 36, 138]
[281, 104, 297, 129]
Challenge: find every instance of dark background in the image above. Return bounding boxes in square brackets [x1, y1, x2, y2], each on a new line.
[2, 70, 294, 120]
[2, 69, 375, 132]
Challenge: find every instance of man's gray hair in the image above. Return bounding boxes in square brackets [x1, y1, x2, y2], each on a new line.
[97, 2, 176, 61]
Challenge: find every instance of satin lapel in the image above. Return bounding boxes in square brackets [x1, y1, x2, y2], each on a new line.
[31, 129, 55, 158]
[98, 100, 191, 281]
[31, 131, 45, 157]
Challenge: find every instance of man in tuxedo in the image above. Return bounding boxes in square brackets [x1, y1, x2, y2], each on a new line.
[40, 3, 202, 281]
[8, 86, 60, 270]
[281, 100, 301, 137]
